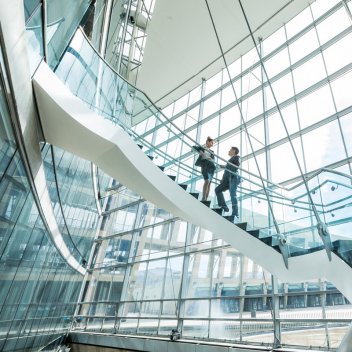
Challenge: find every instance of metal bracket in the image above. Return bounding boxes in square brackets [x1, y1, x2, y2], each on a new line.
[277, 234, 289, 269]
[317, 222, 332, 261]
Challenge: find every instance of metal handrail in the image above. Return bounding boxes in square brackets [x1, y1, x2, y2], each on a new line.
[236, 0, 333, 259]
[64, 28, 352, 258]
[76, 26, 352, 196]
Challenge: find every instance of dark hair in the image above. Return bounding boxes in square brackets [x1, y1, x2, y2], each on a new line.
[231, 146, 239, 154]
[206, 136, 214, 142]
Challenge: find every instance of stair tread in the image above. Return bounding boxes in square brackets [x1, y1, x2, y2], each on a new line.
[247, 229, 260, 237]
[223, 215, 234, 222]
[271, 244, 281, 253]
[235, 222, 247, 230]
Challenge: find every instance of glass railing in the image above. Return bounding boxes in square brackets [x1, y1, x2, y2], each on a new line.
[54, 28, 352, 266]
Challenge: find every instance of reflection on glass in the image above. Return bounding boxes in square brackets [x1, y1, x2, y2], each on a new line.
[39, 2, 352, 349]
[46, 0, 90, 69]
[0, 52, 83, 349]
[25, 5, 44, 75]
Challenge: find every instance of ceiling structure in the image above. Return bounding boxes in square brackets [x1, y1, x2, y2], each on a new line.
[135, 0, 313, 108]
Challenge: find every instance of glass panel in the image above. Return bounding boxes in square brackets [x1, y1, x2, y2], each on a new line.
[285, 7, 313, 39]
[204, 71, 222, 96]
[265, 73, 294, 110]
[323, 33, 352, 76]
[24, 0, 41, 21]
[340, 113, 352, 156]
[25, 4, 44, 75]
[268, 104, 300, 144]
[269, 140, 304, 183]
[302, 120, 346, 172]
[203, 93, 221, 119]
[292, 54, 326, 94]
[315, 8, 350, 45]
[289, 29, 319, 65]
[182, 320, 208, 338]
[330, 70, 352, 111]
[264, 47, 290, 79]
[262, 27, 286, 56]
[310, 0, 341, 20]
[46, 0, 90, 69]
[241, 322, 274, 344]
[296, 85, 335, 129]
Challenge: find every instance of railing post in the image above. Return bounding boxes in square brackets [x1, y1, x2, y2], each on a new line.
[271, 275, 281, 348]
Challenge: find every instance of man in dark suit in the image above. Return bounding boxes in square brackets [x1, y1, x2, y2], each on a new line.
[215, 146, 240, 220]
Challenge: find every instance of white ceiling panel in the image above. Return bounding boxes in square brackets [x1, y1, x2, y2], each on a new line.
[135, 0, 313, 108]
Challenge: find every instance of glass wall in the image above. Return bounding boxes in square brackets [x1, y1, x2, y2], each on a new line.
[132, 0, 352, 258]
[74, 0, 352, 350]
[76, 178, 351, 349]
[0, 47, 82, 351]
[2, 0, 350, 351]
[42, 145, 99, 264]
[24, 0, 91, 74]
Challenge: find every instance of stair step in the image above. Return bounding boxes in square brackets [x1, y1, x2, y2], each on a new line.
[307, 244, 325, 253]
[179, 184, 188, 191]
[260, 236, 273, 246]
[212, 208, 223, 215]
[137, 144, 143, 149]
[200, 200, 211, 207]
[247, 229, 260, 238]
[332, 240, 352, 265]
[190, 192, 199, 199]
[271, 244, 281, 253]
[332, 239, 352, 251]
[147, 155, 154, 161]
[223, 215, 234, 222]
[168, 175, 176, 181]
[289, 248, 310, 257]
[235, 222, 247, 230]
[157, 165, 165, 171]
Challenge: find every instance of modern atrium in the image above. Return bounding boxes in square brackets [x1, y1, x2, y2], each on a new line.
[1, 0, 352, 351]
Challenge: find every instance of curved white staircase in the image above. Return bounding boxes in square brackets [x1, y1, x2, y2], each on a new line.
[32, 62, 352, 302]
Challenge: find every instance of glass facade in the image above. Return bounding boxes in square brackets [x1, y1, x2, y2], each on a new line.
[55, 1, 351, 350]
[0, 0, 351, 351]
[0, 45, 82, 351]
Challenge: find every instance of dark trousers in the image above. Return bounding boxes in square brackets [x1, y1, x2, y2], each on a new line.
[215, 174, 239, 216]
